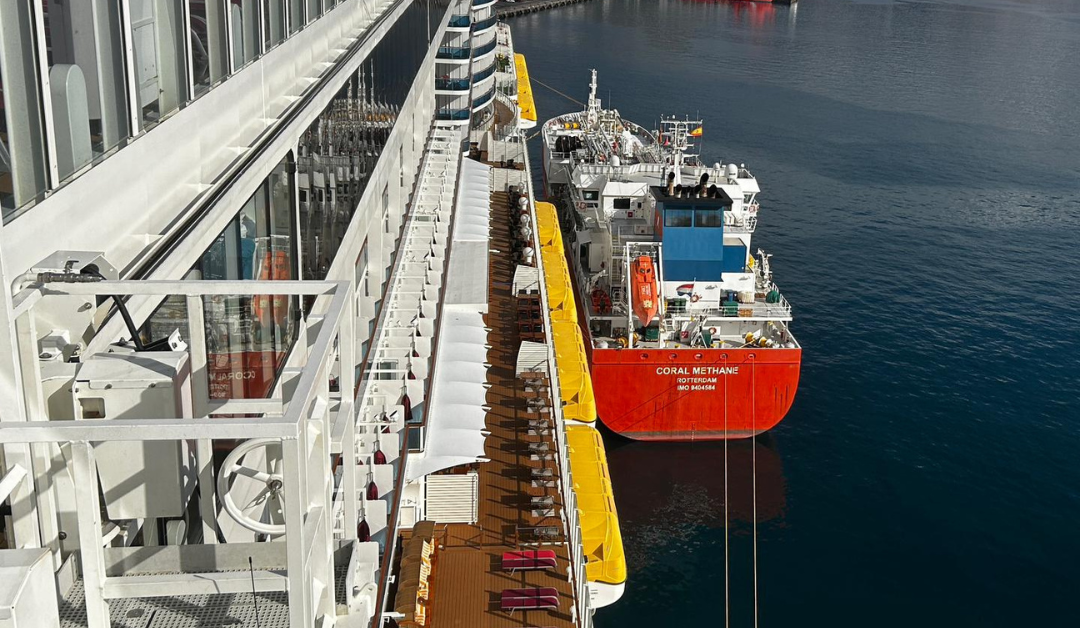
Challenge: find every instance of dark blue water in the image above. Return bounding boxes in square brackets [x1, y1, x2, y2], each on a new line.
[513, 0, 1080, 624]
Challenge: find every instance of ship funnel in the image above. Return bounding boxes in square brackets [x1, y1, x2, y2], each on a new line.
[700, 173, 709, 187]
[708, 184, 718, 198]
[666, 171, 675, 196]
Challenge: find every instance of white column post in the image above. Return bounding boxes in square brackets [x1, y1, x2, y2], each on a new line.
[284, 437, 311, 628]
[340, 288, 359, 536]
[71, 442, 111, 628]
[116, 0, 143, 134]
[186, 295, 218, 544]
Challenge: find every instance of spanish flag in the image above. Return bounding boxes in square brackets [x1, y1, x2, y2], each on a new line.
[689, 125, 704, 137]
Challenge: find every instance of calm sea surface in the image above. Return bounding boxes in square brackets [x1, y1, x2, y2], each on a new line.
[512, 0, 1080, 624]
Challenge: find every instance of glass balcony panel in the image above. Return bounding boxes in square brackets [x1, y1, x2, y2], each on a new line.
[231, 0, 264, 69]
[435, 78, 469, 91]
[39, 0, 133, 185]
[472, 62, 495, 83]
[129, 0, 188, 130]
[436, 46, 471, 60]
[472, 15, 496, 32]
[473, 39, 496, 57]
[190, 0, 231, 95]
[435, 109, 470, 121]
[289, 0, 304, 33]
[0, 0, 48, 221]
[264, 0, 287, 50]
[472, 87, 494, 109]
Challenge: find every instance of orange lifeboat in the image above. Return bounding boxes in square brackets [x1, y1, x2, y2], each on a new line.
[631, 255, 659, 325]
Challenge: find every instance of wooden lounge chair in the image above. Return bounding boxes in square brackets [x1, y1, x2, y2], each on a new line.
[501, 549, 558, 572]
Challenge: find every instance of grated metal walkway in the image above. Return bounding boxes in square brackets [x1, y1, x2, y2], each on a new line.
[59, 581, 289, 628]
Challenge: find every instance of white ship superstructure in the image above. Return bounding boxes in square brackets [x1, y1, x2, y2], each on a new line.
[0, 4, 613, 628]
[542, 72, 792, 343]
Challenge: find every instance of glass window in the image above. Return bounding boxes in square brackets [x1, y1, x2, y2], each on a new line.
[0, 0, 49, 221]
[583, 190, 599, 201]
[42, 0, 132, 180]
[307, 0, 322, 24]
[695, 209, 724, 228]
[231, 0, 263, 69]
[289, 0, 304, 34]
[263, 0, 286, 50]
[664, 209, 693, 228]
[142, 154, 297, 401]
[613, 197, 631, 210]
[129, 0, 188, 130]
[297, 65, 400, 292]
[190, 0, 230, 94]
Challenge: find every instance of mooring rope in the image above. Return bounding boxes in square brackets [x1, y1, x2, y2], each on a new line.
[723, 356, 730, 628]
[752, 356, 759, 628]
[531, 76, 586, 107]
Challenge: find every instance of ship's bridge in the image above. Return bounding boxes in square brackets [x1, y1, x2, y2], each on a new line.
[650, 186, 747, 282]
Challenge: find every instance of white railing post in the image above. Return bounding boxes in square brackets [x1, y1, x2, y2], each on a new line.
[71, 442, 110, 628]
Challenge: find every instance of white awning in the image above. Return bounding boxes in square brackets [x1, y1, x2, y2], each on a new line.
[516, 341, 549, 378]
[446, 158, 492, 307]
[454, 159, 492, 242]
[406, 306, 491, 481]
[512, 265, 540, 296]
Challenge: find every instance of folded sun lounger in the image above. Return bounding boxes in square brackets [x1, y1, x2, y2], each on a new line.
[502, 550, 557, 572]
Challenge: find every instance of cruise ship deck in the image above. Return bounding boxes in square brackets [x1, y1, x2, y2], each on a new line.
[406, 164, 578, 628]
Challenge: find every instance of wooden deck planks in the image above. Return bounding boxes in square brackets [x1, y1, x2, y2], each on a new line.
[424, 184, 577, 628]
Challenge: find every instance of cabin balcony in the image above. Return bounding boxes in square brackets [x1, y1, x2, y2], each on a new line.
[447, 14, 471, 29]
[437, 45, 471, 60]
[435, 76, 472, 92]
[473, 15, 498, 33]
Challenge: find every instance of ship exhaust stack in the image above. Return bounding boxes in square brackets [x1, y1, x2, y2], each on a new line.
[666, 171, 675, 196]
[698, 173, 709, 197]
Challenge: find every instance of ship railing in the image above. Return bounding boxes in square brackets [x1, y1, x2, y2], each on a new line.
[517, 132, 596, 628]
[724, 214, 757, 234]
[575, 162, 667, 177]
[689, 296, 793, 321]
[2, 278, 363, 628]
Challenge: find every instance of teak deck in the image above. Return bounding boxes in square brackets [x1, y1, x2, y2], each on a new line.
[421, 184, 578, 628]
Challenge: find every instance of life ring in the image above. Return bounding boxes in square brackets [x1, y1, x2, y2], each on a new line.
[690, 294, 701, 303]
[709, 327, 718, 335]
[577, 201, 587, 211]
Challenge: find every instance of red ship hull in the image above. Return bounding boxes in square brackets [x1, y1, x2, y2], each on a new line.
[588, 346, 801, 440]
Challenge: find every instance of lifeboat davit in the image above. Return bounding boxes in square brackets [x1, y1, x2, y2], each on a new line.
[631, 255, 659, 325]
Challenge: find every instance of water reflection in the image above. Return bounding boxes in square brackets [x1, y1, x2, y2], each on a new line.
[604, 432, 786, 573]
[680, 0, 784, 28]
